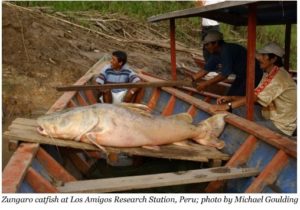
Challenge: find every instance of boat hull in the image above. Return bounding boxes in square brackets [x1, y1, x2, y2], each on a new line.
[3, 60, 297, 193]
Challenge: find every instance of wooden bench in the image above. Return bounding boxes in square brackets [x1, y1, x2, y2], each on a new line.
[57, 167, 259, 193]
[4, 117, 230, 163]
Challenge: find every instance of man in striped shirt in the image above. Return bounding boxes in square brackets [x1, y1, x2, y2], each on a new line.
[95, 51, 141, 103]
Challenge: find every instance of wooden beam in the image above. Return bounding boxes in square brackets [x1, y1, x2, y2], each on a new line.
[58, 167, 259, 193]
[36, 148, 76, 182]
[25, 167, 58, 193]
[284, 24, 291, 71]
[67, 99, 77, 108]
[85, 90, 98, 104]
[147, 1, 247, 23]
[224, 115, 296, 158]
[2, 143, 39, 193]
[170, 18, 177, 80]
[63, 149, 91, 175]
[56, 81, 193, 92]
[245, 150, 289, 193]
[4, 127, 98, 151]
[162, 95, 176, 116]
[76, 92, 89, 106]
[246, 3, 256, 120]
[205, 135, 257, 192]
[226, 135, 258, 166]
[147, 88, 161, 110]
[187, 105, 197, 117]
[8, 140, 19, 151]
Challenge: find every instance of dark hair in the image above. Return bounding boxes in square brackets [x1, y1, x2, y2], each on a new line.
[112, 50, 127, 66]
[267, 53, 284, 67]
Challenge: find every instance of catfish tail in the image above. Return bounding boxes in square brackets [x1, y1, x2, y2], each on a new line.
[193, 113, 227, 149]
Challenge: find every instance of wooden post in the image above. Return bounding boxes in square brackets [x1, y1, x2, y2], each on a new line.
[246, 4, 256, 121]
[284, 24, 291, 71]
[170, 18, 177, 80]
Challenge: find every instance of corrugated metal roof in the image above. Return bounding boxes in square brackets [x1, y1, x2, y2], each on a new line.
[148, 1, 296, 26]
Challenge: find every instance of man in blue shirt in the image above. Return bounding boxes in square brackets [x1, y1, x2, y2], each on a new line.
[193, 30, 263, 96]
[95, 51, 141, 103]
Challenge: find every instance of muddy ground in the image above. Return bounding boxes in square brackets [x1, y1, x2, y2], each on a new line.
[2, 3, 200, 169]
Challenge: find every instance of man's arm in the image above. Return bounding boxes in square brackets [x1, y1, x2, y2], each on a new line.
[192, 69, 209, 81]
[128, 72, 141, 94]
[196, 74, 226, 92]
[209, 95, 258, 113]
[124, 72, 141, 103]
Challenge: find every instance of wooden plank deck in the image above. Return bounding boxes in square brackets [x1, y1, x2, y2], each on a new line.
[57, 167, 259, 193]
[4, 117, 230, 163]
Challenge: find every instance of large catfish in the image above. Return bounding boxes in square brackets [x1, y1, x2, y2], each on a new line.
[37, 103, 227, 150]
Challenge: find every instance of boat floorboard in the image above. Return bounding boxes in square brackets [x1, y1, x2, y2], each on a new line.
[57, 167, 259, 193]
[4, 118, 230, 162]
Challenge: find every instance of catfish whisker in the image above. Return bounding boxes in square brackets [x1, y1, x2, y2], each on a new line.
[43, 132, 63, 162]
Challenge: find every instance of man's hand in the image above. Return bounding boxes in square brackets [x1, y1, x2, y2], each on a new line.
[209, 104, 229, 113]
[216, 96, 232, 104]
[123, 88, 138, 103]
[191, 74, 197, 82]
[123, 90, 134, 103]
[196, 82, 208, 92]
[192, 69, 208, 82]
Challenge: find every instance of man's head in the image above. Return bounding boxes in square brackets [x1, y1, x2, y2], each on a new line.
[256, 43, 284, 70]
[111, 50, 127, 70]
[203, 30, 224, 54]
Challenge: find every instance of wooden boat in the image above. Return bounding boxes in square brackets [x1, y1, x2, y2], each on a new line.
[3, 58, 296, 193]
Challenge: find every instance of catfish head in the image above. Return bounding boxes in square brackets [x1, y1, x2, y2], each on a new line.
[37, 107, 99, 141]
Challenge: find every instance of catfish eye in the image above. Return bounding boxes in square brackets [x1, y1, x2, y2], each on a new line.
[37, 126, 47, 135]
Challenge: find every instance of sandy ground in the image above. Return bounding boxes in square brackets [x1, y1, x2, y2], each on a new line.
[2, 3, 199, 169]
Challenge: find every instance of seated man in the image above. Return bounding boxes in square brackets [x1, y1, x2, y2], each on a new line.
[94, 50, 141, 104]
[94, 51, 141, 166]
[209, 43, 296, 137]
[192, 30, 263, 96]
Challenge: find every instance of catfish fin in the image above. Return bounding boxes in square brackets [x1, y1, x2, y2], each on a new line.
[142, 145, 160, 151]
[193, 113, 227, 149]
[118, 103, 152, 117]
[84, 132, 108, 155]
[74, 115, 99, 141]
[119, 103, 151, 112]
[168, 113, 193, 124]
[197, 136, 225, 150]
[172, 140, 190, 147]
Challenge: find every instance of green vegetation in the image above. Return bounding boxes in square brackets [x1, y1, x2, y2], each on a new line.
[14, 1, 297, 69]
[15, 1, 195, 18]
[223, 25, 297, 70]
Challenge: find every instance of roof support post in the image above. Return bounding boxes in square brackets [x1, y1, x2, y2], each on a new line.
[170, 18, 177, 80]
[246, 4, 257, 121]
[284, 23, 291, 71]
